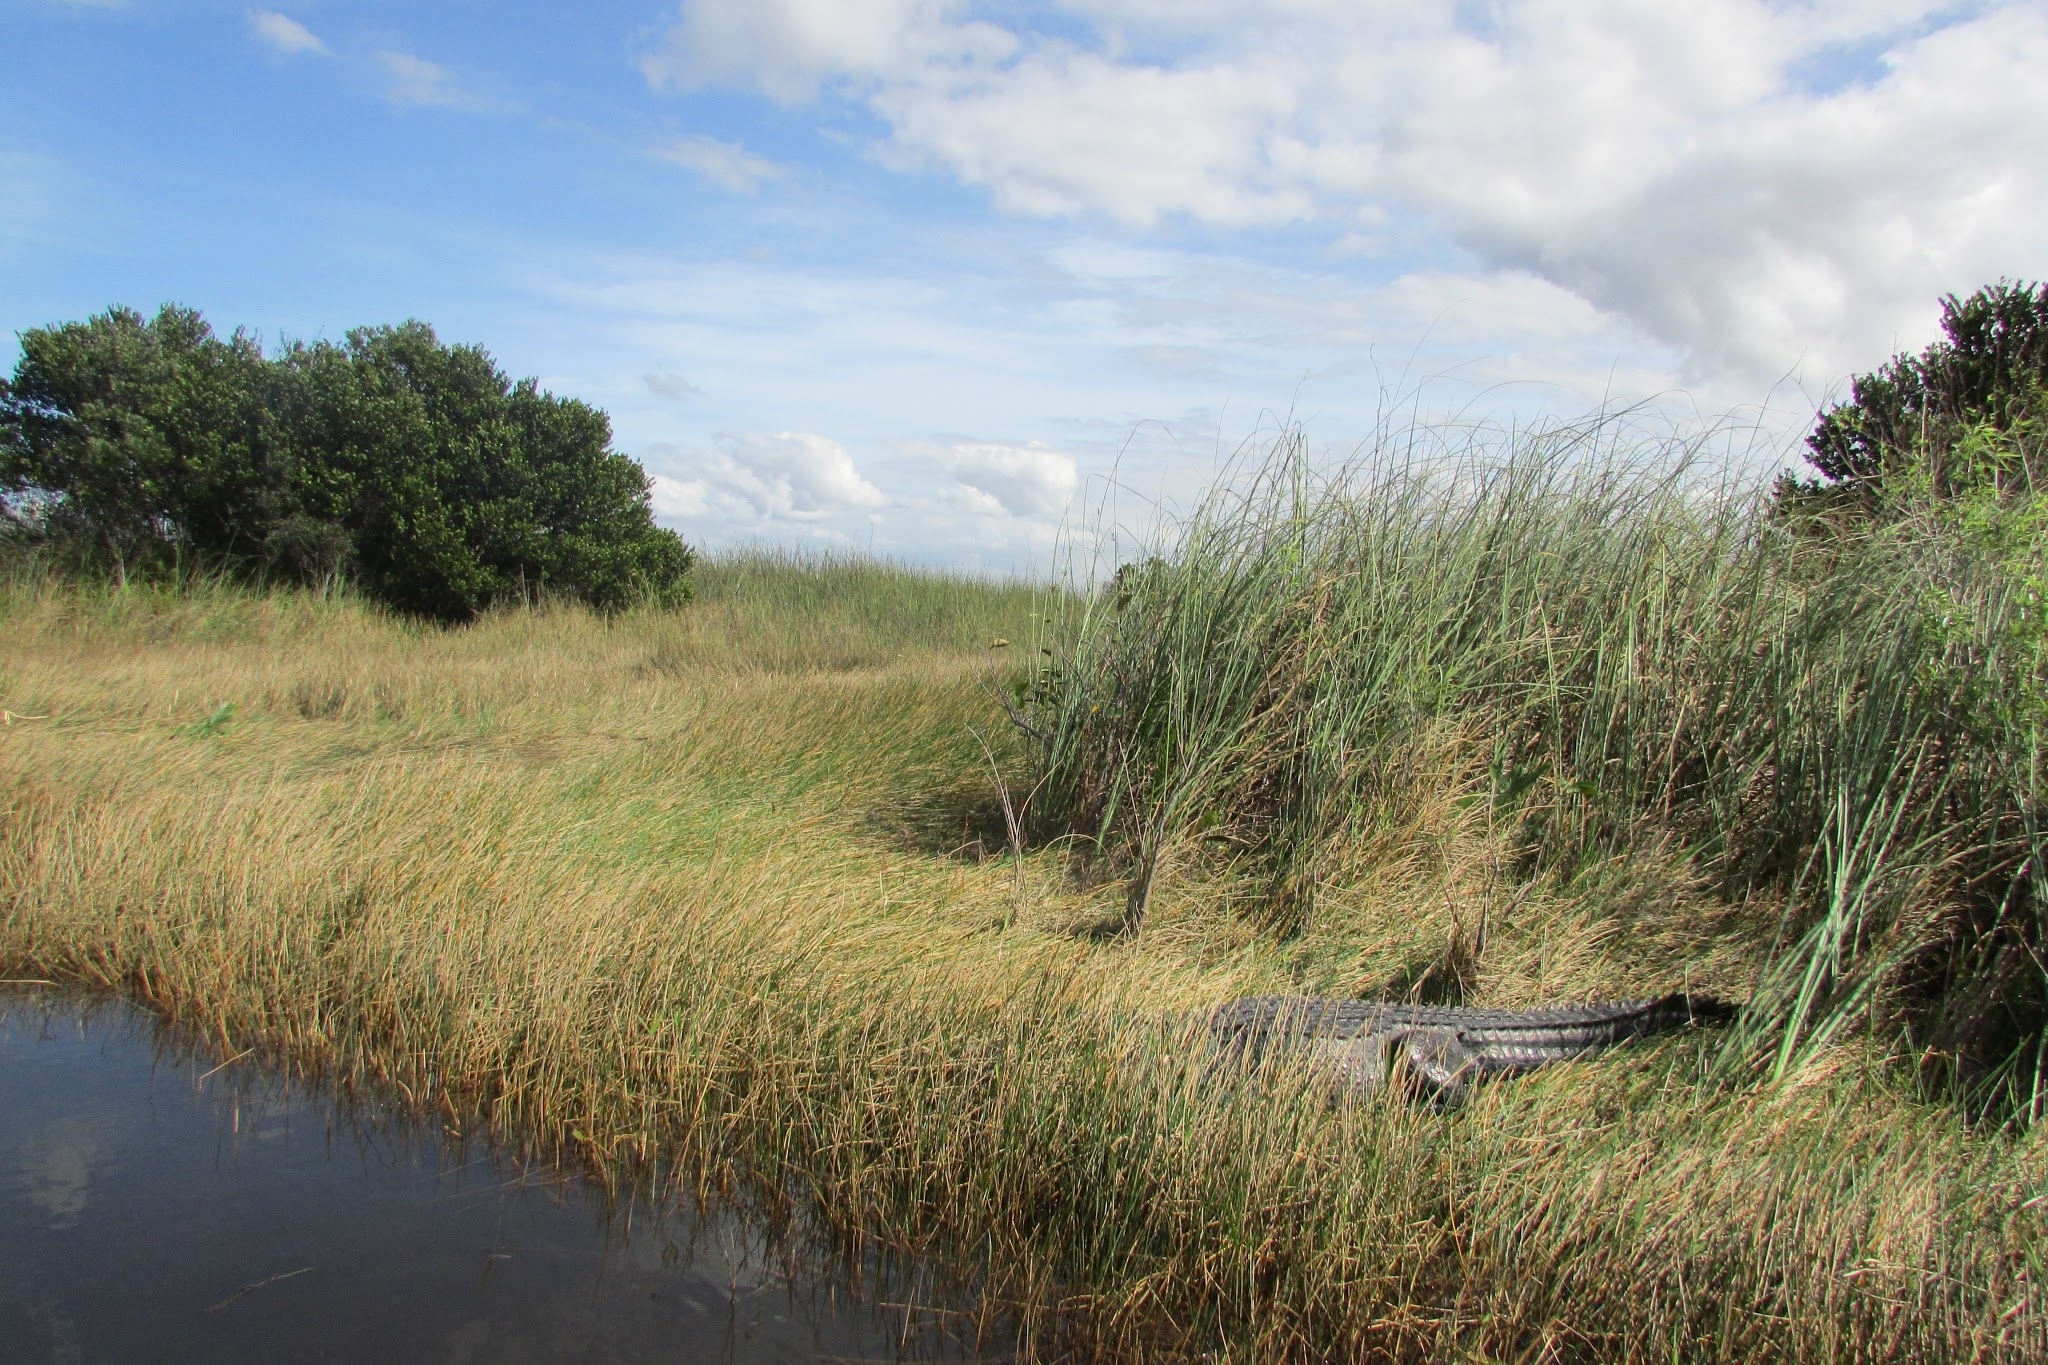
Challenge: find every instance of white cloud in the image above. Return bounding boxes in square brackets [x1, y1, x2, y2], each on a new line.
[653, 135, 787, 193]
[874, 51, 1309, 227]
[643, 0, 1014, 102]
[656, 432, 888, 522]
[533, 241, 1746, 567]
[729, 431, 888, 513]
[375, 51, 494, 112]
[644, 0, 2048, 388]
[1327, 2, 2048, 383]
[247, 11, 326, 58]
[931, 441, 1078, 518]
[1369, 270, 1617, 348]
[535, 242, 1703, 520]
[648, 473, 708, 518]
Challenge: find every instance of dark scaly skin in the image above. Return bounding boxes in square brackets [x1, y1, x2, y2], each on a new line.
[1207, 993, 1739, 1103]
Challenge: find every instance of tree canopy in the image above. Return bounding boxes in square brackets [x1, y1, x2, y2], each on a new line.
[1, 304, 694, 620]
[1785, 280, 2048, 514]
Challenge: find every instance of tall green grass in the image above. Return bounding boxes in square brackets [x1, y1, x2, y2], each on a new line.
[1021, 415, 2048, 1117]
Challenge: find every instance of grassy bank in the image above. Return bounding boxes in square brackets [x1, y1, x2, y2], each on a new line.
[1020, 421, 2048, 1115]
[2, 528, 2045, 1360]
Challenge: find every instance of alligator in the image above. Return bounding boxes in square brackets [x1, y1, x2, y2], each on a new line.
[1206, 993, 1739, 1105]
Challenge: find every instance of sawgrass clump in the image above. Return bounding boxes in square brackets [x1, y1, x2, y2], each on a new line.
[1, 531, 2044, 1360]
[1020, 414, 2048, 1119]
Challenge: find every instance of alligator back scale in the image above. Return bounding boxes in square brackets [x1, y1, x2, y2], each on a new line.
[1207, 993, 1740, 1105]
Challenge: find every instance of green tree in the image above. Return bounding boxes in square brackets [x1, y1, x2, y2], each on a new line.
[0, 304, 272, 580]
[1783, 280, 2048, 515]
[2, 304, 695, 619]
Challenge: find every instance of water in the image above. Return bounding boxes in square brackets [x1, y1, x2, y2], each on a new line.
[0, 988, 992, 1363]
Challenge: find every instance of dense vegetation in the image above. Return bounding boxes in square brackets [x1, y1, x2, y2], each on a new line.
[5, 285, 2047, 1359]
[1782, 279, 2048, 516]
[2, 556, 2040, 1361]
[1014, 293, 2048, 1125]
[0, 304, 694, 620]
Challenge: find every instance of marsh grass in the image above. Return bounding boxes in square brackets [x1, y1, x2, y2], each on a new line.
[2, 538, 2044, 1360]
[1022, 416, 2048, 1119]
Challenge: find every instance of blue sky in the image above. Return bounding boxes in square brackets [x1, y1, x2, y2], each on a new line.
[4, 1, 2044, 569]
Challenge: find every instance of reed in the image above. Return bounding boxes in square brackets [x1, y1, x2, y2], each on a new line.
[1, 511, 2042, 1359]
[1022, 416, 2048, 1115]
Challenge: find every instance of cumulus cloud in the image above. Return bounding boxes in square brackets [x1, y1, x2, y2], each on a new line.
[647, 473, 708, 518]
[247, 10, 326, 57]
[644, 0, 2048, 385]
[655, 432, 887, 522]
[375, 51, 494, 112]
[933, 441, 1079, 518]
[653, 135, 787, 192]
[873, 52, 1309, 226]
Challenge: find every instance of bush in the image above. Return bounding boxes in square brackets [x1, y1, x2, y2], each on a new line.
[1, 304, 694, 620]
[1781, 280, 2048, 516]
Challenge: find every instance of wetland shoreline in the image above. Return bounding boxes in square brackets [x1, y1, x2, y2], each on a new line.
[3, 552, 2043, 1362]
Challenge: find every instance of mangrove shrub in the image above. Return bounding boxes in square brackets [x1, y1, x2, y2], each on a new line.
[0, 304, 695, 620]
[1782, 279, 2048, 516]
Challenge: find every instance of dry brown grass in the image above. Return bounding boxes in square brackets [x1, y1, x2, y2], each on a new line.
[2, 560, 2043, 1362]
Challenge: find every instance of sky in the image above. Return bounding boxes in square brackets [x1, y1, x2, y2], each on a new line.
[3, 1, 2045, 571]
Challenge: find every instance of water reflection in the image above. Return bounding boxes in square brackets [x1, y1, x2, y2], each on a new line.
[1, 988, 997, 1364]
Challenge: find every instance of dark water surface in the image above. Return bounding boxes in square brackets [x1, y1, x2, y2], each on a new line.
[1, 988, 992, 1364]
